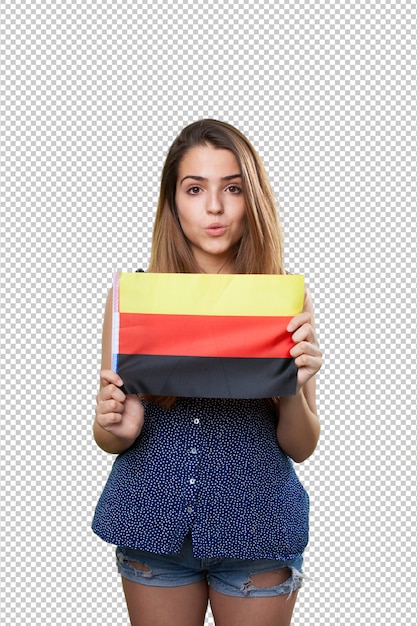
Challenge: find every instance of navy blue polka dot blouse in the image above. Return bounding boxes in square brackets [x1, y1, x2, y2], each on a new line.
[92, 397, 309, 560]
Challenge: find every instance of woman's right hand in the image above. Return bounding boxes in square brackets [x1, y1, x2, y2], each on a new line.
[95, 369, 144, 442]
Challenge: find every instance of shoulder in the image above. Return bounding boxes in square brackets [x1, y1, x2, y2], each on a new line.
[303, 284, 314, 314]
[301, 284, 318, 333]
[104, 287, 113, 310]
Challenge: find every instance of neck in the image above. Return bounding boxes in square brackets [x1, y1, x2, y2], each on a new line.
[214, 257, 230, 274]
[197, 255, 233, 274]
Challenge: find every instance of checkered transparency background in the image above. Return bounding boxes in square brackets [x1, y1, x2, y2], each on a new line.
[1, 1, 415, 624]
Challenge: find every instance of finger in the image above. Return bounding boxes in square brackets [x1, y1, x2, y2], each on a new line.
[293, 353, 322, 371]
[97, 384, 126, 404]
[290, 341, 322, 359]
[99, 398, 125, 415]
[291, 323, 316, 345]
[287, 312, 311, 333]
[95, 411, 124, 430]
[100, 384, 126, 402]
[99, 369, 123, 388]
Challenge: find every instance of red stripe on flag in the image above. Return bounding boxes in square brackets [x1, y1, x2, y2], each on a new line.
[119, 313, 294, 358]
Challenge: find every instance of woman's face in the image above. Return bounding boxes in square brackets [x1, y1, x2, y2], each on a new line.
[175, 145, 247, 274]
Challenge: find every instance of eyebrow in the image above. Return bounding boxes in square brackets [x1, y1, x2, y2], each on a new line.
[180, 174, 242, 185]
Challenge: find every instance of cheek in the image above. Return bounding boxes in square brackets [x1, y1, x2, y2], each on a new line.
[175, 197, 187, 224]
[176, 205, 197, 235]
[177, 207, 191, 227]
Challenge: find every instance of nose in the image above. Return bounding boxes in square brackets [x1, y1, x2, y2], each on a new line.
[206, 191, 224, 214]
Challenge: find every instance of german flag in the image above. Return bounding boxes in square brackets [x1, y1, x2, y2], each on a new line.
[112, 272, 304, 399]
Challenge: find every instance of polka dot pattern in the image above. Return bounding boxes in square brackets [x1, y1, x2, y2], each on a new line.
[92, 397, 309, 560]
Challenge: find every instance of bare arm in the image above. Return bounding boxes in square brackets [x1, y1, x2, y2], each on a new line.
[276, 288, 322, 462]
[93, 289, 145, 454]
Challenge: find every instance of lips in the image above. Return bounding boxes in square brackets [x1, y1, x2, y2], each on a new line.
[205, 223, 228, 236]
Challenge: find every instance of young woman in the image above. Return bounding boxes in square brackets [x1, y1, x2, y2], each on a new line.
[92, 119, 322, 626]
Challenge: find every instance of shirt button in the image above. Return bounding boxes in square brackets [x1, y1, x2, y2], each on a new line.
[193, 418, 200, 424]
[187, 506, 193, 513]
[190, 447, 197, 454]
[189, 478, 196, 485]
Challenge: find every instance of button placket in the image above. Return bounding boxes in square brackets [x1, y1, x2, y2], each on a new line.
[185, 413, 201, 517]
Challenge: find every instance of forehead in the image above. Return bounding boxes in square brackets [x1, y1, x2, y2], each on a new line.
[178, 145, 240, 177]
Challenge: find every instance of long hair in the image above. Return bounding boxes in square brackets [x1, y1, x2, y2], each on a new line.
[149, 119, 285, 275]
[145, 120, 285, 408]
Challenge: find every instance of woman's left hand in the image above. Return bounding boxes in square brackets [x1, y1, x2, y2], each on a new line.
[287, 289, 323, 392]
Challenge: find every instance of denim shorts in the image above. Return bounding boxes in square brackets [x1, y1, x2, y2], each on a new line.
[116, 534, 303, 598]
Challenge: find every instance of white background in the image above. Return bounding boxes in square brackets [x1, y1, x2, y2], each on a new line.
[1, 1, 415, 624]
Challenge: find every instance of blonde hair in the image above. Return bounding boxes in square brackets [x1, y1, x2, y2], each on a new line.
[149, 119, 284, 275]
[145, 120, 285, 408]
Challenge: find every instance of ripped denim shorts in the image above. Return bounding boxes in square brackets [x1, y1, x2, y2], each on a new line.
[116, 534, 304, 598]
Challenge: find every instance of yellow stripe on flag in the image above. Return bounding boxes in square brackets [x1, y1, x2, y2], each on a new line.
[118, 273, 304, 317]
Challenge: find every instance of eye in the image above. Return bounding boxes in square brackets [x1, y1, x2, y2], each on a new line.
[187, 186, 202, 195]
[226, 185, 242, 194]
